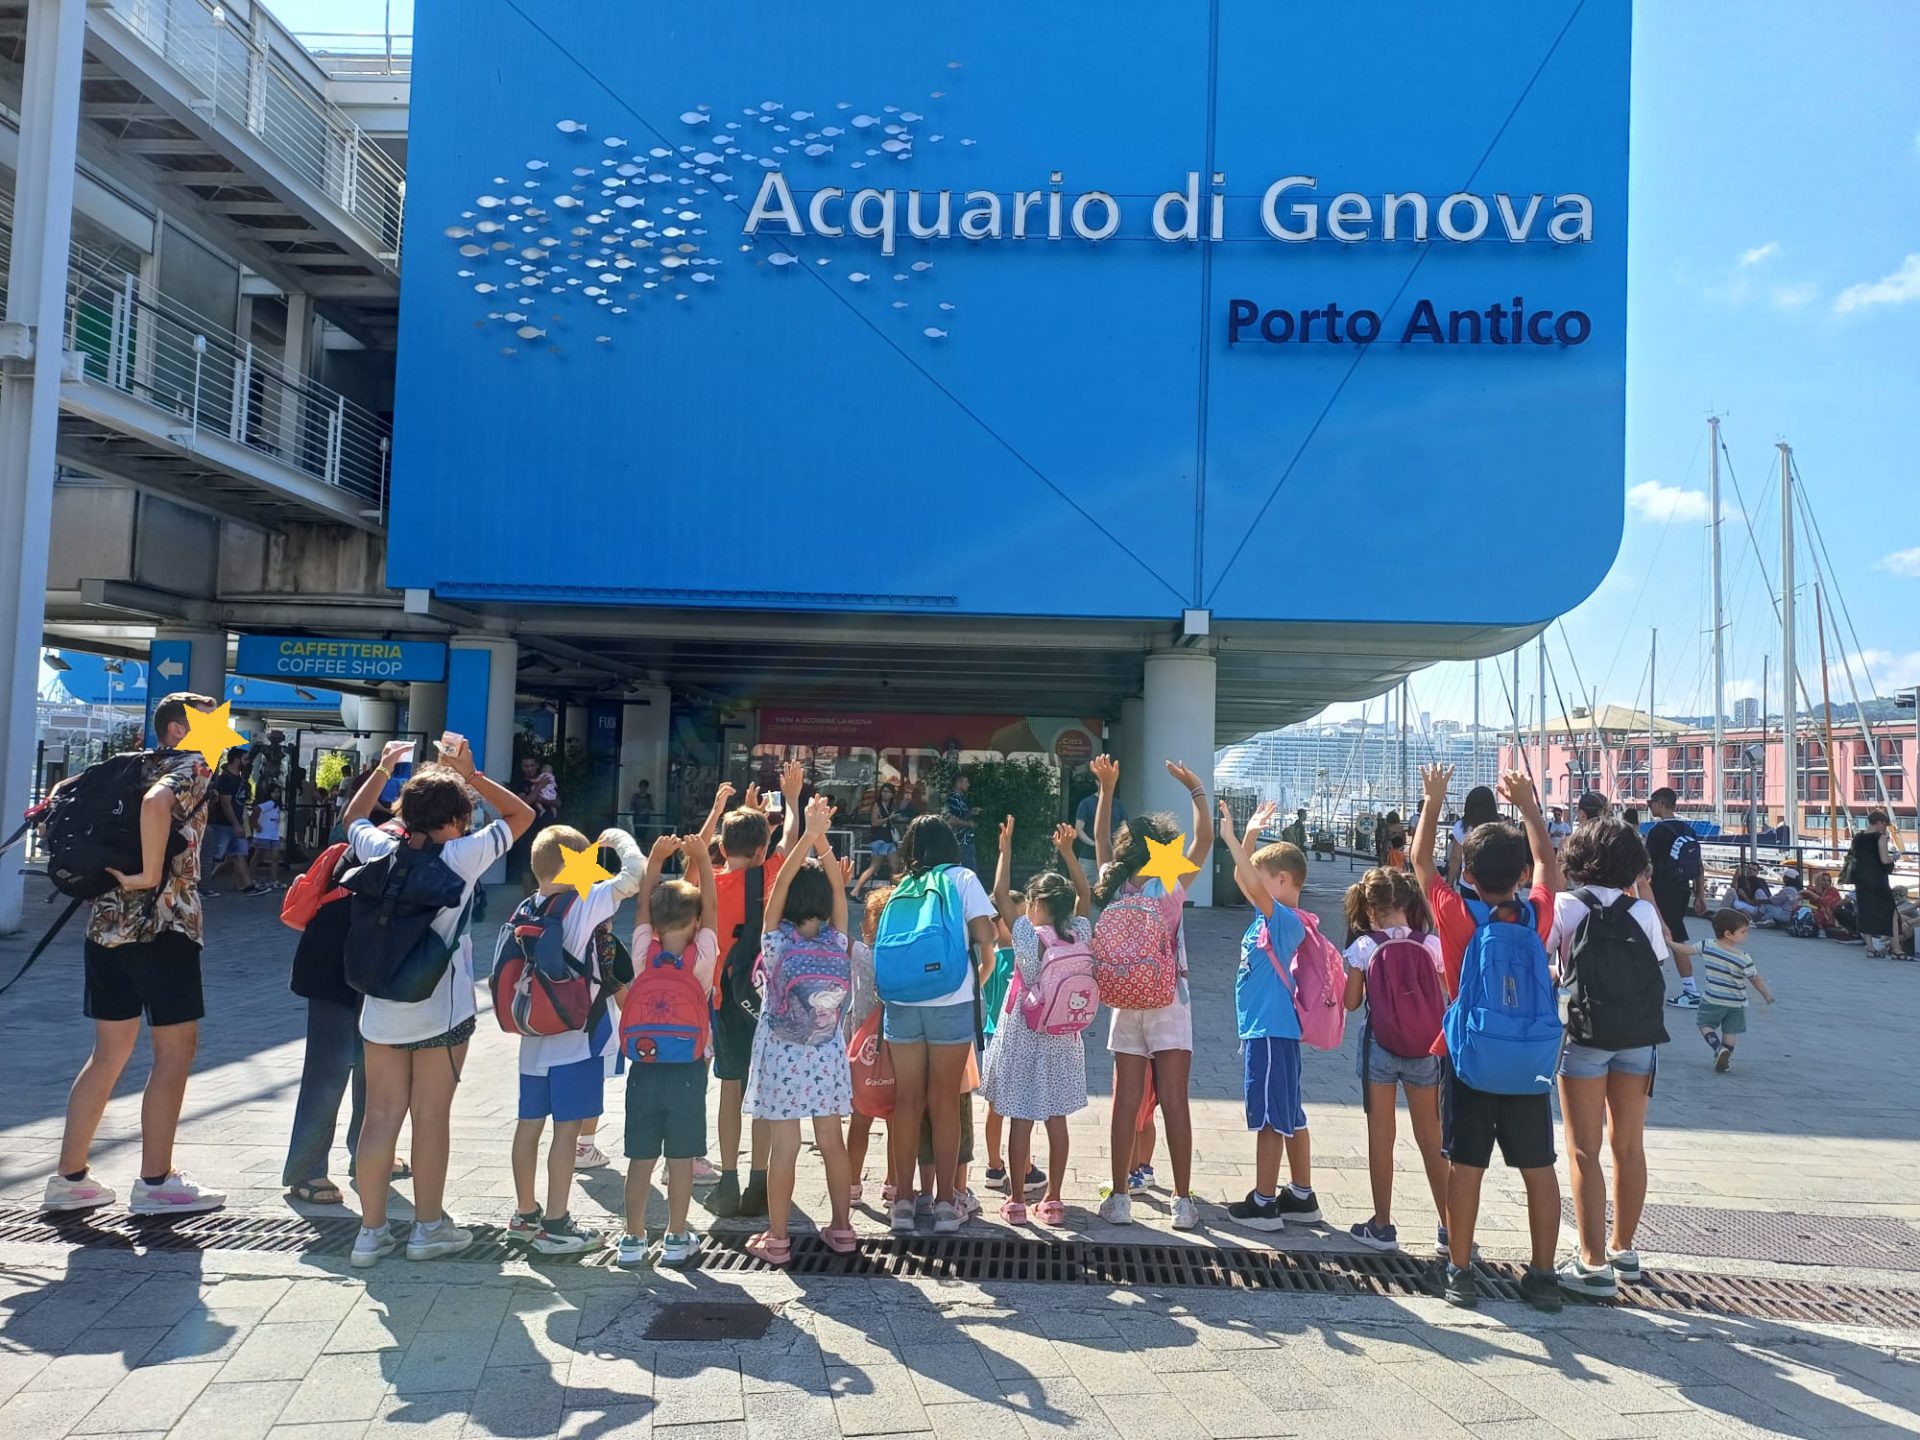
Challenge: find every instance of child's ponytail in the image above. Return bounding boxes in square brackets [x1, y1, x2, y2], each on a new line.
[1343, 880, 1372, 945]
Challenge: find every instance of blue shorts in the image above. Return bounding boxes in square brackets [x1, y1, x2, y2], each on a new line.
[883, 998, 976, 1046]
[1243, 1036, 1307, 1135]
[1558, 1043, 1658, 1081]
[517, 1053, 607, 1123]
[1356, 1038, 1443, 1089]
[203, 825, 247, 862]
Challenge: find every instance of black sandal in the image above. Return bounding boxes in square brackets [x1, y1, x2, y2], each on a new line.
[287, 1179, 344, 1206]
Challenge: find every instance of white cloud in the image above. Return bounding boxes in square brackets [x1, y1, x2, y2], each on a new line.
[1725, 677, 1763, 701]
[1626, 480, 1709, 524]
[1739, 242, 1779, 267]
[1834, 254, 1920, 314]
[1879, 547, 1920, 577]
[1771, 281, 1817, 309]
[1846, 649, 1920, 692]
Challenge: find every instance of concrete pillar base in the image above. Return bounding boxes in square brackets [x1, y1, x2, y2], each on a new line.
[1142, 650, 1218, 905]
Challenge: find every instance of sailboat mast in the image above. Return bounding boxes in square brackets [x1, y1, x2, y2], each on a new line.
[1511, 648, 1521, 773]
[1709, 415, 1727, 830]
[1647, 627, 1657, 806]
[1536, 635, 1547, 800]
[1815, 583, 1840, 852]
[1780, 442, 1798, 843]
[1472, 658, 1481, 788]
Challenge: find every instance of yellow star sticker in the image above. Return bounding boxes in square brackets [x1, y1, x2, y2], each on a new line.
[1138, 833, 1200, 891]
[177, 702, 247, 769]
[554, 842, 614, 900]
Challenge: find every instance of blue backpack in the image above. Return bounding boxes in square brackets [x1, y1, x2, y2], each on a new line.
[1442, 897, 1563, 1096]
[874, 864, 969, 1003]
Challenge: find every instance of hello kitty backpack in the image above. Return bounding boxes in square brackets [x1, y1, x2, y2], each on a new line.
[1017, 924, 1099, 1035]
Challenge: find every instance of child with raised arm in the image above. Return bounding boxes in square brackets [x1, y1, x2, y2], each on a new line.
[1218, 800, 1323, 1232]
[1412, 764, 1564, 1313]
[505, 823, 645, 1256]
[979, 820, 1093, 1225]
[1090, 754, 1214, 1231]
[615, 834, 718, 1268]
[742, 796, 859, 1263]
[982, 824, 1040, 1200]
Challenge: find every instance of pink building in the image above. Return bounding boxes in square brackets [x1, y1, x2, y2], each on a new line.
[1497, 704, 1916, 833]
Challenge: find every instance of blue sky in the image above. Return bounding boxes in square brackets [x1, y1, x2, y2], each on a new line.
[273, 2, 1919, 726]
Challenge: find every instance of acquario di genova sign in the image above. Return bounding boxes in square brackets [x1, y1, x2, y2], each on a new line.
[745, 170, 1598, 349]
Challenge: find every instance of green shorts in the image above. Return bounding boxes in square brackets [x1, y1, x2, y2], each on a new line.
[1695, 1003, 1747, 1036]
[918, 1092, 975, 1167]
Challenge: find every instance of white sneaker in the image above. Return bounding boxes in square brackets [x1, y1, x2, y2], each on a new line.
[128, 1171, 225, 1216]
[350, 1225, 398, 1268]
[613, 1233, 650, 1268]
[658, 1231, 702, 1267]
[1097, 1192, 1134, 1225]
[889, 1201, 915, 1234]
[690, 1157, 721, 1185]
[406, 1217, 474, 1261]
[574, 1141, 611, 1169]
[1556, 1255, 1618, 1299]
[1608, 1248, 1643, 1282]
[932, 1201, 961, 1234]
[1171, 1195, 1203, 1231]
[955, 1188, 982, 1220]
[1666, 991, 1702, 1009]
[42, 1172, 116, 1213]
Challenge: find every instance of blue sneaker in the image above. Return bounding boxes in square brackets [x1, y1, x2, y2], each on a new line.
[1127, 1165, 1154, 1196]
[1350, 1219, 1398, 1252]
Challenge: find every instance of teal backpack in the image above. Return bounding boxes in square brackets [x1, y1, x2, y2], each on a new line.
[874, 864, 968, 1003]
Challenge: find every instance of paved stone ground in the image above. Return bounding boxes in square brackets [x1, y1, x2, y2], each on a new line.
[1, 856, 1918, 1439]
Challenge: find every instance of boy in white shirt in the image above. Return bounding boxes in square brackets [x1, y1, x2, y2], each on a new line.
[506, 824, 644, 1255]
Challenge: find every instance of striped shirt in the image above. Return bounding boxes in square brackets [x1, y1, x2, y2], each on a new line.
[1699, 941, 1758, 1007]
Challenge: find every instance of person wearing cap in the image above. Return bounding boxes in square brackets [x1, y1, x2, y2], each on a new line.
[1577, 792, 1608, 822]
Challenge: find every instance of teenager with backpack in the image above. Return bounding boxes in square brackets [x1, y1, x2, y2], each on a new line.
[742, 795, 858, 1264]
[980, 817, 1095, 1226]
[343, 736, 535, 1267]
[1547, 817, 1672, 1299]
[500, 822, 644, 1257]
[1088, 753, 1213, 1231]
[1411, 764, 1565, 1313]
[1339, 866, 1448, 1254]
[42, 691, 227, 1217]
[874, 810, 999, 1235]
[1646, 787, 1706, 1007]
[1218, 800, 1329, 1234]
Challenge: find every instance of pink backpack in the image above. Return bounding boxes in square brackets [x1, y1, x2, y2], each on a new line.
[1259, 908, 1346, 1051]
[1017, 924, 1099, 1035]
[1360, 930, 1446, 1059]
[1091, 891, 1179, 1010]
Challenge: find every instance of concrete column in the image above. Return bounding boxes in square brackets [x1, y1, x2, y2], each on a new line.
[0, 0, 87, 931]
[354, 699, 398, 765]
[147, 628, 228, 746]
[1118, 695, 1146, 820]
[447, 637, 518, 784]
[1142, 649, 1218, 905]
[563, 704, 590, 750]
[620, 685, 670, 830]
[274, 291, 312, 462]
[408, 681, 447, 742]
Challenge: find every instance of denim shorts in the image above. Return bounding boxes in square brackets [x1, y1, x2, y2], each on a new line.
[1356, 1039, 1443, 1089]
[1558, 1042, 1657, 1080]
[883, 998, 976, 1046]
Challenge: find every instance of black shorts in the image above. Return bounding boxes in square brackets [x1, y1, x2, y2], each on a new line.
[712, 1001, 758, 1083]
[84, 932, 204, 1027]
[1653, 885, 1691, 942]
[1440, 1059, 1555, 1171]
[625, 1062, 709, 1161]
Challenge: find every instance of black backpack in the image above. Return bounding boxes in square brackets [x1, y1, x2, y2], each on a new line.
[1651, 819, 1702, 885]
[0, 752, 209, 1001]
[719, 864, 765, 1022]
[338, 839, 471, 1003]
[1563, 888, 1669, 1050]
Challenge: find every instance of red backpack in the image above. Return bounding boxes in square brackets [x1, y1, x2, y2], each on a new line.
[619, 938, 711, 1063]
[848, 1008, 895, 1118]
[490, 891, 599, 1038]
[1361, 929, 1446, 1060]
[1091, 890, 1179, 1010]
[281, 841, 351, 931]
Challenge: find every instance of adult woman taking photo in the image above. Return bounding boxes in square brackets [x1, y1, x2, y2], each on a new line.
[1849, 809, 1901, 958]
[877, 813, 997, 1234]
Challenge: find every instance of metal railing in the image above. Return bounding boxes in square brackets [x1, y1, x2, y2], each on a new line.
[104, 0, 405, 262]
[290, 29, 413, 77]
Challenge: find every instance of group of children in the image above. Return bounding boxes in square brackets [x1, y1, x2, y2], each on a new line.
[335, 735, 1779, 1316]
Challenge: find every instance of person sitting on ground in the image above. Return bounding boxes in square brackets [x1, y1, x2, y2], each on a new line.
[1728, 863, 1771, 922]
[1756, 867, 1802, 927]
[1893, 887, 1919, 958]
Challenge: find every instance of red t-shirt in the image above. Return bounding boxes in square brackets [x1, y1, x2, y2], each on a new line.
[1423, 874, 1555, 1057]
[713, 851, 786, 982]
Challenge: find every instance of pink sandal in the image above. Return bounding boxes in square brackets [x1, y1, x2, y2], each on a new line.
[744, 1232, 792, 1266]
[1036, 1199, 1066, 1225]
[999, 1199, 1029, 1224]
[821, 1225, 858, 1254]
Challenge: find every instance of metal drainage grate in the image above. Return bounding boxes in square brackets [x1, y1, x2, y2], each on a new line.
[5, 1206, 1920, 1328]
[645, 1301, 775, 1341]
[1560, 1201, 1920, 1273]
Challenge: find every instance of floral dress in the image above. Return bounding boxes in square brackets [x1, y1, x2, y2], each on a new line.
[742, 921, 854, 1120]
[978, 915, 1092, 1122]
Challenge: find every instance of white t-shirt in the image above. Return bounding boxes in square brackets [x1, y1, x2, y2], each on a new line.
[254, 800, 281, 843]
[896, 865, 996, 1008]
[1548, 887, 1672, 971]
[1343, 925, 1444, 973]
[350, 818, 511, 1046]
